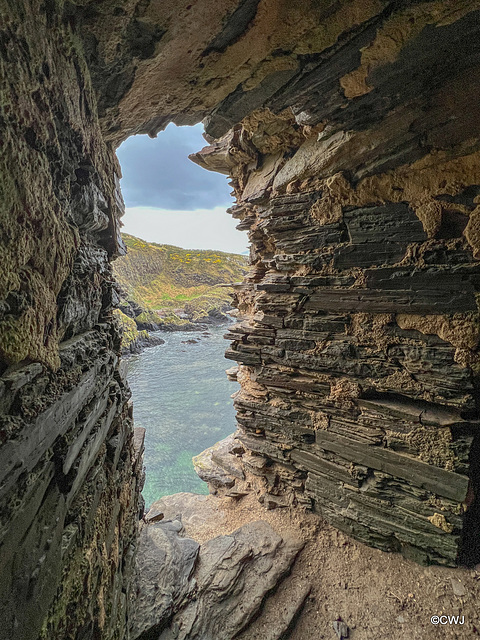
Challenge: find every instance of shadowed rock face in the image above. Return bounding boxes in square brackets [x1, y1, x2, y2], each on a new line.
[2, 1, 480, 639]
[131, 519, 200, 640]
[133, 510, 305, 640]
[190, 97, 480, 565]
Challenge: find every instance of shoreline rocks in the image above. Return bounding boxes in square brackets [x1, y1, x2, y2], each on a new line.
[133, 494, 305, 640]
[119, 311, 235, 356]
[122, 332, 165, 356]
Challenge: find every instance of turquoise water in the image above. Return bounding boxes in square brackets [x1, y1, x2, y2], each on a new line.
[126, 325, 238, 508]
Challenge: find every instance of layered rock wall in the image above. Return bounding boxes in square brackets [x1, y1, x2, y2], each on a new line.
[190, 5, 480, 566]
[0, 3, 141, 638]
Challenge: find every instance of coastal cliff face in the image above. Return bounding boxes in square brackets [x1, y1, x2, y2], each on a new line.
[193, 107, 480, 566]
[113, 233, 247, 337]
[189, 1, 480, 567]
[1, 1, 480, 638]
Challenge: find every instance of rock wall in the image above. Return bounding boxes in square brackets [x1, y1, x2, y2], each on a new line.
[0, 3, 142, 639]
[189, 5, 480, 566]
[2, 1, 480, 639]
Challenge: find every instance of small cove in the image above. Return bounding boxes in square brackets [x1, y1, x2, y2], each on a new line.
[126, 324, 237, 508]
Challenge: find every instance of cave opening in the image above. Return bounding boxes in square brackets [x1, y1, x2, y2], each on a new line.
[4, 2, 480, 638]
[114, 124, 247, 508]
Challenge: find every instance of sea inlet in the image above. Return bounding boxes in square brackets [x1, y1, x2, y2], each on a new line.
[127, 324, 237, 508]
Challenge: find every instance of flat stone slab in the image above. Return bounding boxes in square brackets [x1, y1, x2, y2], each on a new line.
[145, 492, 227, 534]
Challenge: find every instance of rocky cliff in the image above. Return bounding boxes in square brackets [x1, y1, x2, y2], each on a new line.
[2, 1, 480, 639]
[113, 233, 247, 341]
[0, 3, 141, 639]
[191, 102, 480, 566]
[187, 3, 480, 568]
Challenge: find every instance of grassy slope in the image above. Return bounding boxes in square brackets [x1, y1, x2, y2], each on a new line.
[113, 233, 247, 322]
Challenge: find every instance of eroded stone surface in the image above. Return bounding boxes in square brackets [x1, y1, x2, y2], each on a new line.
[189, 12, 480, 562]
[1, 4, 137, 639]
[132, 520, 199, 640]
[132, 514, 304, 640]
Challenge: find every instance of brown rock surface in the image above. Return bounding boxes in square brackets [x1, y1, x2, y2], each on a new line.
[141, 492, 480, 640]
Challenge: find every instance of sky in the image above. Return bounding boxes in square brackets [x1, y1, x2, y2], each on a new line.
[116, 123, 249, 254]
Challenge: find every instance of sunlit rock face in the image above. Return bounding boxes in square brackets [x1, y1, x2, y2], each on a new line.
[2, 0, 480, 638]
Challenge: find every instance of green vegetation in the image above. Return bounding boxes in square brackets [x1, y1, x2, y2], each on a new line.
[114, 308, 149, 351]
[113, 233, 248, 328]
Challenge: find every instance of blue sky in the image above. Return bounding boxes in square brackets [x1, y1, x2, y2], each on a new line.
[116, 124, 249, 254]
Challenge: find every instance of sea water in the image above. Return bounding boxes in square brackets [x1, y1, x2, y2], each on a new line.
[126, 324, 238, 508]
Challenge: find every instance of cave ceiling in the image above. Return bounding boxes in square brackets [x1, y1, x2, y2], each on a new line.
[72, 0, 480, 154]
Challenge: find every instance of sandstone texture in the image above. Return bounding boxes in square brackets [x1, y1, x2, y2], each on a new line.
[2, 1, 480, 639]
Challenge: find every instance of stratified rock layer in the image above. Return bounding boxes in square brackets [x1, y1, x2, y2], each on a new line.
[189, 1, 480, 565]
[0, 4, 138, 639]
[192, 101, 480, 564]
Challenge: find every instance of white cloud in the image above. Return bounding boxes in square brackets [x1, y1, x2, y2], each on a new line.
[120, 206, 249, 255]
[116, 124, 232, 210]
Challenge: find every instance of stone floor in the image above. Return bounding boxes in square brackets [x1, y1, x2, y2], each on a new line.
[137, 492, 480, 640]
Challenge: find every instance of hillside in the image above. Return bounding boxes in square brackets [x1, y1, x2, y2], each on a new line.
[113, 234, 248, 349]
